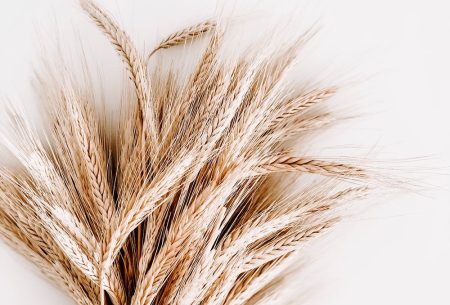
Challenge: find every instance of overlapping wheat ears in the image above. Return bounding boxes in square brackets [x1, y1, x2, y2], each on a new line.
[0, 0, 372, 304]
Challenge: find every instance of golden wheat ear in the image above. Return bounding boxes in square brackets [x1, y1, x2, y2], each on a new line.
[0, 1, 375, 305]
[147, 20, 216, 60]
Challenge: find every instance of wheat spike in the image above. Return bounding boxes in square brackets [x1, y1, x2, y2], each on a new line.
[148, 20, 216, 59]
[256, 155, 366, 178]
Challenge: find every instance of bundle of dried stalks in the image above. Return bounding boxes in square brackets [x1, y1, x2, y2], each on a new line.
[0, 1, 371, 304]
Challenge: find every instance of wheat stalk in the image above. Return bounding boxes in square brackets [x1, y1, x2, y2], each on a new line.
[0, 1, 375, 305]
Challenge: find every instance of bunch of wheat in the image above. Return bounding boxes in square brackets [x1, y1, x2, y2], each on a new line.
[0, 1, 370, 305]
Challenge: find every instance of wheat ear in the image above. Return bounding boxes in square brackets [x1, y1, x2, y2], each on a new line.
[147, 20, 216, 60]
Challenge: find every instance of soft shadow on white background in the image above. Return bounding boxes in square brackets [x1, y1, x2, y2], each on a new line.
[0, 0, 449, 304]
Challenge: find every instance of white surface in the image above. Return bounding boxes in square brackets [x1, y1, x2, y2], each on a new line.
[0, 0, 449, 304]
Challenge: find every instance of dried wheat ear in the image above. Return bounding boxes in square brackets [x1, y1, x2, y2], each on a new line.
[0, 0, 371, 305]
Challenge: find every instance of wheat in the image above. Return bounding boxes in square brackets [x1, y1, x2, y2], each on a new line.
[148, 20, 216, 59]
[0, 1, 374, 305]
[256, 155, 366, 178]
[268, 87, 337, 129]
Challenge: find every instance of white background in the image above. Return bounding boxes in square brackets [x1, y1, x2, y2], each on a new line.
[0, 0, 449, 304]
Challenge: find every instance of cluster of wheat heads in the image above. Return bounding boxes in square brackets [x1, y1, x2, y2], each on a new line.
[0, 1, 371, 305]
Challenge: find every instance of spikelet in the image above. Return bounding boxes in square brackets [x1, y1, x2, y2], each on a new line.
[0, 1, 372, 305]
